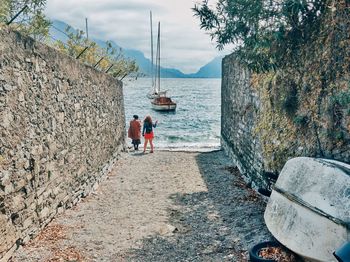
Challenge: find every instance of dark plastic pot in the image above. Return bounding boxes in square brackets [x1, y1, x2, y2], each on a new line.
[258, 188, 272, 197]
[249, 241, 281, 262]
[263, 171, 279, 181]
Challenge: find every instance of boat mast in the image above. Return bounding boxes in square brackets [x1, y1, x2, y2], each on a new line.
[156, 22, 161, 93]
[150, 11, 155, 92]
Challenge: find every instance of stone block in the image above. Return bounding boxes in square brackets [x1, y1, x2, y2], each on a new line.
[56, 93, 64, 102]
[18, 92, 24, 102]
[22, 217, 34, 229]
[0, 214, 17, 254]
[11, 195, 25, 212]
[57, 112, 65, 124]
[0, 29, 125, 261]
[0, 172, 10, 187]
[0, 243, 17, 262]
[39, 207, 51, 220]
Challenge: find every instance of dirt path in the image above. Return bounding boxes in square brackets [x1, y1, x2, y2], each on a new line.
[12, 150, 272, 262]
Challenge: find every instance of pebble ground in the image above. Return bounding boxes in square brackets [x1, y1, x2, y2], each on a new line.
[12, 150, 272, 262]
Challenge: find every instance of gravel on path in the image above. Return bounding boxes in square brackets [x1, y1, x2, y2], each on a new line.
[12, 150, 272, 262]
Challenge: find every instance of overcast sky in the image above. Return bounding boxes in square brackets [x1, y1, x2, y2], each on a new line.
[44, 0, 229, 73]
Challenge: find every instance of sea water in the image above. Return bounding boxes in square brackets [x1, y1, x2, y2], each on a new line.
[123, 78, 221, 151]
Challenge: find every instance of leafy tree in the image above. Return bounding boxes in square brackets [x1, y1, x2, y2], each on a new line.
[0, 0, 138, 77]
[0, 0, 50, 40]
[193, 0, 329, 72]
[197, 0, 350, 171]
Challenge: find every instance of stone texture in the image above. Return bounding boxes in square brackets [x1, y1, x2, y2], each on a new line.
[12, 151, 273, 262]
[221, 55, 266, 189]
[0, 29, 125, 260]
[221, 54, 350, 189]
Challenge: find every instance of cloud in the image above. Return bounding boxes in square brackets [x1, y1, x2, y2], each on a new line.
[45, 0, 230, 73]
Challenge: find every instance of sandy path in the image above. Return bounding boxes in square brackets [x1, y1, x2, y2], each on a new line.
[12, 150, 272, 262]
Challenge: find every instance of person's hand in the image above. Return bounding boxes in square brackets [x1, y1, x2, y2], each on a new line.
[155, 120, 158, 124]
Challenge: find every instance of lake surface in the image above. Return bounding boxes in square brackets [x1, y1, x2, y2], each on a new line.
[123, 78, 221, 151]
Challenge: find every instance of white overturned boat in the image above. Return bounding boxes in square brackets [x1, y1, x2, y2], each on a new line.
[264, 157, 350, 262]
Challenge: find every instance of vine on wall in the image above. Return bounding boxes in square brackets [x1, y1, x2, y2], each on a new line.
[195, 0, 349, 172]
[252, 1, 350, 171]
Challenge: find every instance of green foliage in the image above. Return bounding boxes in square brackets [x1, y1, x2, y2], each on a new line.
[332, 89, 350, 108]
[0, 1, 138, 77]
[0, 0, 10, 23]
[0, 0, 50, 40]
[247, 0, 350, 171]
[293, 115, 308, 127]
[193, 0, 327, 72]
[52, 26, 138, 77]
[334, 130, 345, 141]
[282, 82, 298, 116]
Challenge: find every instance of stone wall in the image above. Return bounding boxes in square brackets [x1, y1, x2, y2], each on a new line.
[221, 54, 267, 189]
[0, 29, 125, 260]
[221, 53, 350, 189]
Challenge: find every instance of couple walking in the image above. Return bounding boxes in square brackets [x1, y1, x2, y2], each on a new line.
[128, 115, 158, 153]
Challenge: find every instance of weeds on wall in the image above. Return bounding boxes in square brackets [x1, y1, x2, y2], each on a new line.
[252, 1, 350, 171]
[0, 0, 50, 40]
[195, 0, 349, 171]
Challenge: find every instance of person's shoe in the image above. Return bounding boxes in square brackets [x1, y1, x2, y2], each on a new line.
[150, 150, 154, 153]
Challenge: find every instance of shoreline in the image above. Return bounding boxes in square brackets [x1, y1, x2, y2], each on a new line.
[127, 142, 221, 153]
[128, 146, 222, 153]
[156, 146, 221, 153]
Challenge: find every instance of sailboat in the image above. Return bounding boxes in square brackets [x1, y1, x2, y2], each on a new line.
[147, 11, 159, 99]
[150, 21, 177, 111]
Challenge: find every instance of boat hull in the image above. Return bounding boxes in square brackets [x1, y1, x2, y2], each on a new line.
[265, 190, 348, 262]
[264, 157, 350, 262]
[151, 102, 176, 111]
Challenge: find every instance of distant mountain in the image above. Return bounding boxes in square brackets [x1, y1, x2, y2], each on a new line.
[122, 49, 187, 78]
[49, 20, 221, 78]
[189, 56, 222, 78]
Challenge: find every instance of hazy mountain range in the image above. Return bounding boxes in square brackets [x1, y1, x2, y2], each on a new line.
[50, 20, 222, 78]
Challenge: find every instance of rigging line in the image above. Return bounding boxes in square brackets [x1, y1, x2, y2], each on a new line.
[85, 18, 89, 40]
[49, 34, 64, 43]
[51, 24, 89, 47]
[51, 24, 95, 50]
[48, 35, 70, 49]
[150, 11, 155, 89]
[51, 24, 72, 38]
[156, 22, 161, 92]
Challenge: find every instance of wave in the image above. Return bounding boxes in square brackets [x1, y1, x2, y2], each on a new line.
[155, 142, 221, 152]
[124, 78, 221, 151]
